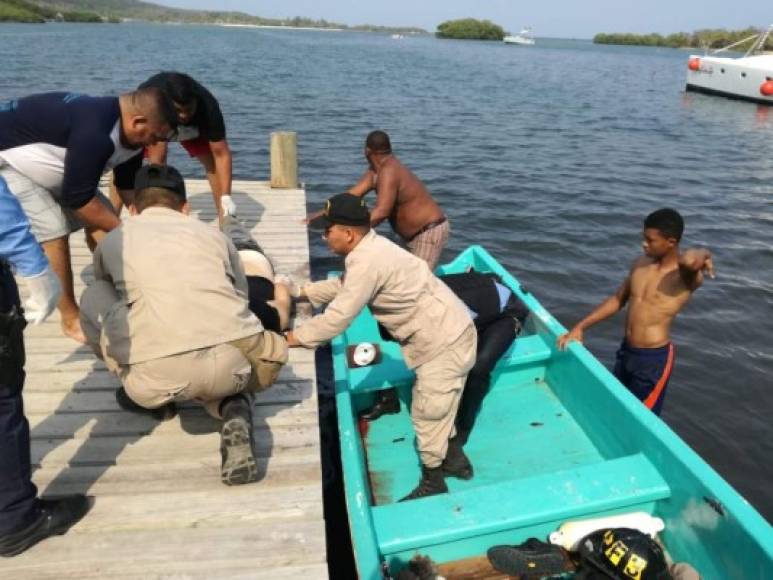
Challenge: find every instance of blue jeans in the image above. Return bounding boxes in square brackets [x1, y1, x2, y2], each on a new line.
[0, 261, 37, 534]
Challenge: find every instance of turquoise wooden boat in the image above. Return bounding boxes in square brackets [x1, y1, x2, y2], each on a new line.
[330, 246, 773, 579]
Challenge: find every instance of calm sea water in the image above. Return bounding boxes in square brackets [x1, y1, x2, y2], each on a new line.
[1, 23, 771, 521]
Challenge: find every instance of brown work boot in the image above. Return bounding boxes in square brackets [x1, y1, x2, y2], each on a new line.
[219, 394, 258, 485]
[399, 465, 448, 502]
[441, 436, 473, 480]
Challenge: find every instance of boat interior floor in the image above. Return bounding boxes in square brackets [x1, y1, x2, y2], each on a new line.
[360, 377, 604, 506]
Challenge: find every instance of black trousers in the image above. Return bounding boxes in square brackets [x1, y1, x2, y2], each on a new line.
[0, 262, 37, 534]
[455, 316, 519, 439]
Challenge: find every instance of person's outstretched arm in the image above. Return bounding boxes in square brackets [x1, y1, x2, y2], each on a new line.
[557, 273, 632, 350]
[679, 248, 714, 290]
[348, 169, 376, 197]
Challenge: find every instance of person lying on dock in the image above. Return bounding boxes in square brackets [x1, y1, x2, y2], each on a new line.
[111, 72, 236, 221]
[0, 88, 177, 343]
[306, 130, 449, 269]
[285, 193, 476, 501]
[79, 164, 288, 486]
[220, 214, 292, 332]
[557, 208, 714, 416]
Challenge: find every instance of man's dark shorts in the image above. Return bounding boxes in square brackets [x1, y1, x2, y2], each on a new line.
[613, 341, 675, 416]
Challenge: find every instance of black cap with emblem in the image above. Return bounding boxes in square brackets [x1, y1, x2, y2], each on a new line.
[309, 193, 370, 229]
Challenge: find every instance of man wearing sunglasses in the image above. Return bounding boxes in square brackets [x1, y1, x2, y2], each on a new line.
[0, 88, 177, 342]
[286, 193, 476, 501]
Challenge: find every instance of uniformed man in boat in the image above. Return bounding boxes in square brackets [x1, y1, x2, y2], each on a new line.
[285, 193, 476, 501]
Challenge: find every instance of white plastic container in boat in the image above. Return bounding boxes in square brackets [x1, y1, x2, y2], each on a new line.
[549, 511, 665, 551]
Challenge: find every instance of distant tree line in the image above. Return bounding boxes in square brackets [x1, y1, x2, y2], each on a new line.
[436, 18, 505, 41]
[594, 28, 773, 51]
[0, 0, 110, 22]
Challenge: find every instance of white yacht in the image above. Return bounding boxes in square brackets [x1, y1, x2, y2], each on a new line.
[685, 25, 773, 104]
[504, 27, 535, 46]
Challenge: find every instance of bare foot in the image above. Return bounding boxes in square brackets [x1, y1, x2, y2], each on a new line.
[61, 316, 87, 344]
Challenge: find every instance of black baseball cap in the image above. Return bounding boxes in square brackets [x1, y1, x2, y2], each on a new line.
[309, 193, 370, 229]
[134, 164, 186, 200]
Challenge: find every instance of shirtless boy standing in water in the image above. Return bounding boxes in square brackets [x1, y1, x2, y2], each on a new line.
[558, 208, 714, 415]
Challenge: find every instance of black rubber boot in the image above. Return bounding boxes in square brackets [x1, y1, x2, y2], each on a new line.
[115, 387, 177, 421]
[441, 436, 473, 480]
[219, 394, 258, 485]
[359, 387, 400, 422]
[0, 495, 91, 557]
[399, 465, 448, 502]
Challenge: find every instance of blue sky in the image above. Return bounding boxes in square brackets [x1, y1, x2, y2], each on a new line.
[158, 0, 771, 39]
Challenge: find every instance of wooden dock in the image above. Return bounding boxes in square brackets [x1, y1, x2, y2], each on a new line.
[3, 180, 329, 579]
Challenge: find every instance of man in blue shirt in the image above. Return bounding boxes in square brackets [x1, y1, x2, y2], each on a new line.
[0, 88, 176, 342]
[0, 177, 90, 557]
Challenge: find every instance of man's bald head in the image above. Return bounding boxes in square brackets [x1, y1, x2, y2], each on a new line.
[118, 87, 178, 148]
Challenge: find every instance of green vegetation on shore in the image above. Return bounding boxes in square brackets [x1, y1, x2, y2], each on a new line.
[0, 0, 104, 22]
[0, 0, 425, 33]
[436, 18, 505, 41]
[594, 28, 773, 51]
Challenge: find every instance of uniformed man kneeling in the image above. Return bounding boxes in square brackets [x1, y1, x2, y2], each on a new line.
[80, 164, 288, 485]
[285, 193, 477, 501]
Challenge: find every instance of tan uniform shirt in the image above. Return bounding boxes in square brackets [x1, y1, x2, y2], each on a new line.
[295, 230, 472, 369]
[93, 207, 262, 365]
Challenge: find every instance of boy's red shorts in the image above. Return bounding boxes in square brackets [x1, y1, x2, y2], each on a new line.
[143, 136, 210, 159]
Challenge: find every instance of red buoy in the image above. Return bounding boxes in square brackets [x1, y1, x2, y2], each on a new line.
[688, 58, 700, 71]
[760, 80, 773, 97]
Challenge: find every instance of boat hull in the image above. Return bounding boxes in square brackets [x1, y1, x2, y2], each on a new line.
[332, 246, 773, 579]
[685, 54, 773, 105]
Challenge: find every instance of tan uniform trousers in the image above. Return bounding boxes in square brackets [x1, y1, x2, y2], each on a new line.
[80, 281, 287, 419]
[411, 323, 477, 468]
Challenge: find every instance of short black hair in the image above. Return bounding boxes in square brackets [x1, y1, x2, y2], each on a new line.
[141, 71, 198, 107]
[129, 86, 178, 130]
[134, 186, 185, 213]
[366, 130, 392, 154]
[644, 208, 684, 241]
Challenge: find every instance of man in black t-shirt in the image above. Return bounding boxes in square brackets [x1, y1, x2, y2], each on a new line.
[138, 72, 235, 220]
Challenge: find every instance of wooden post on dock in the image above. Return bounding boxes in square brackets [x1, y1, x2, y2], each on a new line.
[270, 131, 298, 189]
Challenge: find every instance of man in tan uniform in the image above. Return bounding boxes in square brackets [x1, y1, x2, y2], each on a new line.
[80, 164, 288, 486]
[285, 193, 476, 501]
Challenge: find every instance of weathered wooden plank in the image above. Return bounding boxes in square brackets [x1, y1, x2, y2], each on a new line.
[25, 358, 314, 380]
[57, 485, 323, 534]
[23, 381, 315, 413]
[31, 425, 319, 468]
[0, 520, 327, 577]
[27, 404, 319, 436]
[33, 455, 322, 496]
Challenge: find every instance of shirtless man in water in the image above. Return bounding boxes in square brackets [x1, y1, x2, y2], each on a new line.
[308, 130, 448, 269]
[557, 208, 714, 415]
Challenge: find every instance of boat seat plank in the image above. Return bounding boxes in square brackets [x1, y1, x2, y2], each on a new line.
[372, 453, 670, 554]
[344, 304, 551, 393]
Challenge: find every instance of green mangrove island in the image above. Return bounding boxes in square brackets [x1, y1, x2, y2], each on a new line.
[594, 28, 773, 51]
[436, 18, 505, 41]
